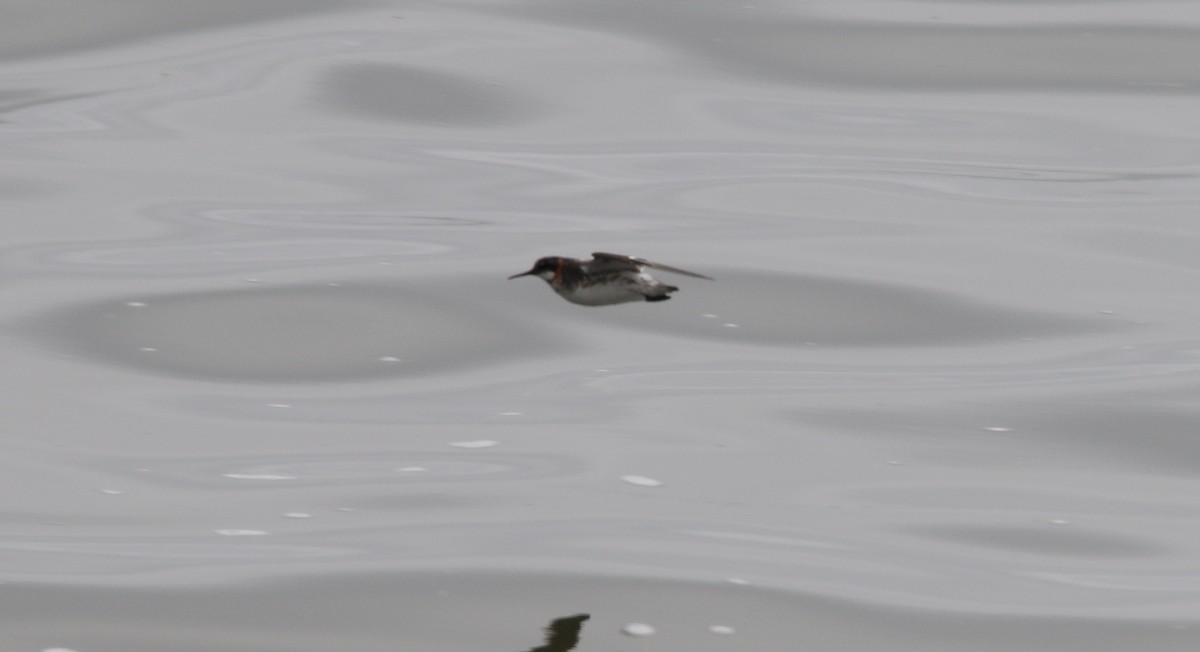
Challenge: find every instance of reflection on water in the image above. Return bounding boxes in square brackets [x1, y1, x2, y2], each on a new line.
[523, 613, 589, 652]
[3, 0, 1200, 649]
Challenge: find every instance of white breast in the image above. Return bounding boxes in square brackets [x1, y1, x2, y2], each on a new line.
[557, 280, 645, 306]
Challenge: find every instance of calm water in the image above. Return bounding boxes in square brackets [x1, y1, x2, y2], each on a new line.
[2, 1, 1199, 650]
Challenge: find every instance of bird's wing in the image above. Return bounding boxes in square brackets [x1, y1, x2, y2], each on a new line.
[591, 252, 713, 280]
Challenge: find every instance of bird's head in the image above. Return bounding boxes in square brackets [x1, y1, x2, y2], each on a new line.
[508, 257, 562, 281]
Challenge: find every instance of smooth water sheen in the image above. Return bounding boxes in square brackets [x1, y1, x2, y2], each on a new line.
[2, 1, 1199, 650]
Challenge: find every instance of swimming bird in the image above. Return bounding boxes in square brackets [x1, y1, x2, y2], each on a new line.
[508, 252, 713, 306]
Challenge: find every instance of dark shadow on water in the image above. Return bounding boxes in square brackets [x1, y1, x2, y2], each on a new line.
[11, 271, 1113, 384]
[543, 270, 1113, 348]
[317, 62, 539, 127]
[520, 614, 589, 652]
[15, 281, 572, 383]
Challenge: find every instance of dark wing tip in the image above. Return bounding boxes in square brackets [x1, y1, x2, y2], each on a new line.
[644, 260, 715, 280]
[591, 252, 713, 280]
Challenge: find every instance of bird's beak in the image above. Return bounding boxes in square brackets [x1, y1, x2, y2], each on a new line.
[508, 269, 535, 280]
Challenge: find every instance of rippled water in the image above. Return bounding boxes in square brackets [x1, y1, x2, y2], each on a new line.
[3, 1, 1199, 650]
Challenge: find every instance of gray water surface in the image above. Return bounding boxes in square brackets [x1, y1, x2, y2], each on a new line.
[2, 0, 1199, 650]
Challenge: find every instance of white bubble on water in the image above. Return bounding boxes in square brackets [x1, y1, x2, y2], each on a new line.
[215, 529, 268, 536]
[282, 512, 313, 519]
[622, 623, 656, 637]
[620, 475, 663, 487]
[709, 625, 736, 635]
[449, 440, 499, 449]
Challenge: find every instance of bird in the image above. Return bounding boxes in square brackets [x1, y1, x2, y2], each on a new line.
[508, 252, 713, 306]
[522, 613, 590, 652]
